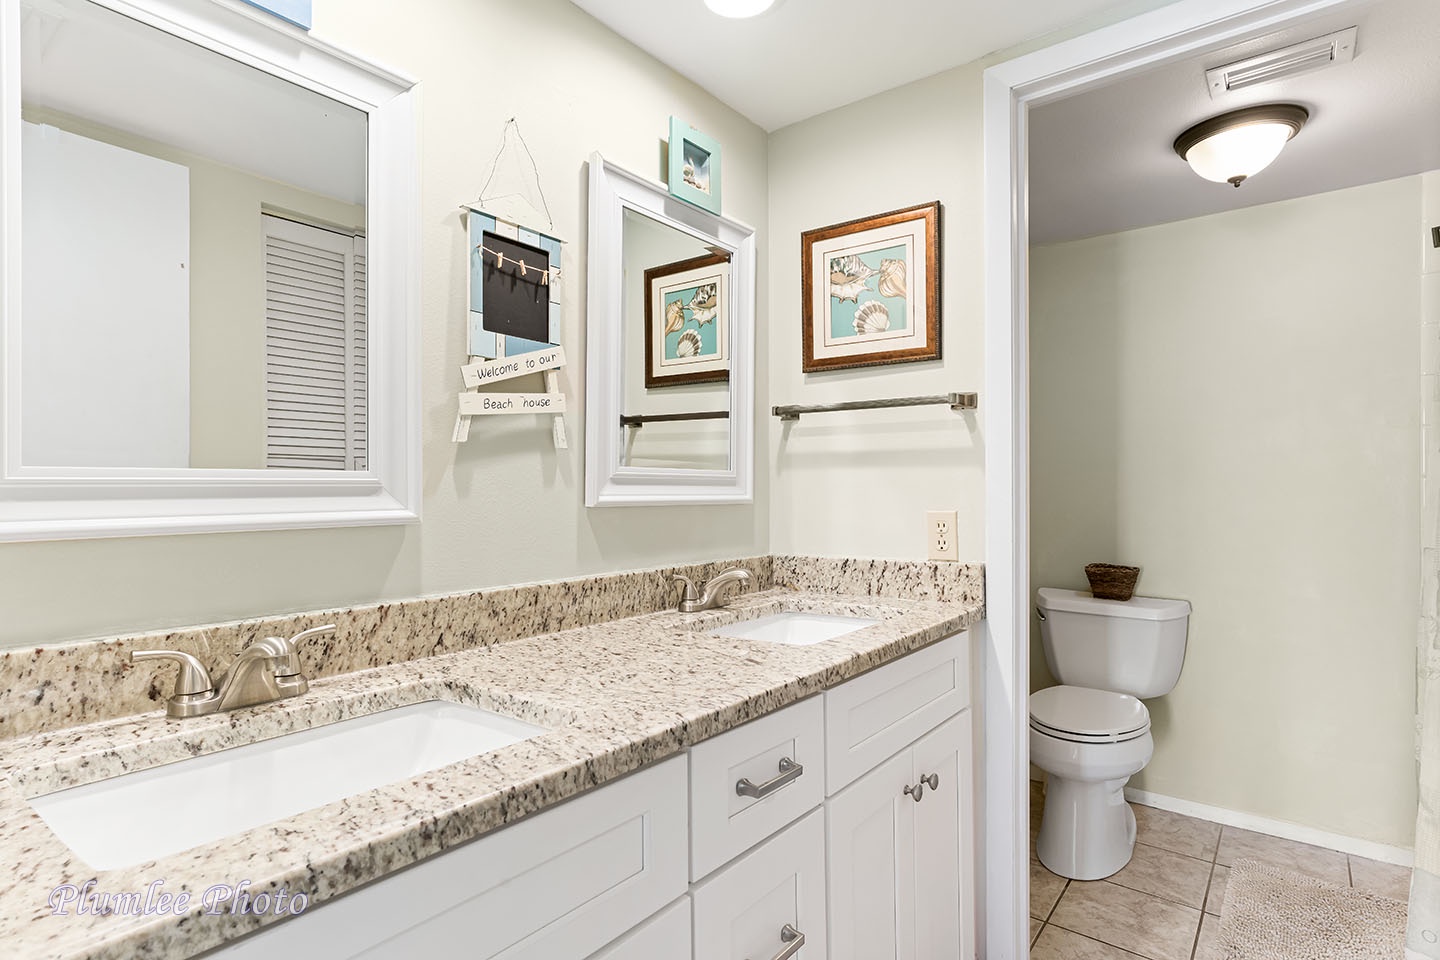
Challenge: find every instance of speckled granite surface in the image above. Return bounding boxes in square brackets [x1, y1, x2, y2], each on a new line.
[774, 555, 984, 603]
[0, 559, 983, 960]
[0, 556, 776, 741]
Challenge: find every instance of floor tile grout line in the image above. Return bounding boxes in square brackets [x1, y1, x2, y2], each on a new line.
[1133, 838, 1219, 867]
[1046, 918, 1183, 960]
[1041, 878, 1070, 925]
[1040, 857, 1210, 913]
[1102, 874, 1210, 913]
[1188, 868, 1213, 960]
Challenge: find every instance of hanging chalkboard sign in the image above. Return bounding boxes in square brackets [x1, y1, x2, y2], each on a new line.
[479, 232, 550, 344]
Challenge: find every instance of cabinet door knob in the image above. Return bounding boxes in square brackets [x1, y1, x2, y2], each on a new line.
[750, 923, 805, 960]
[904, 782, 925, 802]
[922, 772, 939, 792]
[736, 757, 804, 799]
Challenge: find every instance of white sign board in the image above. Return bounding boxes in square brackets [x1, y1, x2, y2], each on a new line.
[457, 392, 567, 416]
[461, 346, 566, 389]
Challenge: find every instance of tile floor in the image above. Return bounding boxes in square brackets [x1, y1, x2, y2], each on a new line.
[1028, 780, 1413, 960]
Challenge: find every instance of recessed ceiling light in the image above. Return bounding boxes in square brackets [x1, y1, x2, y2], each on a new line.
[1172, 103, 1309, 188]
[704, 0, 778, 18]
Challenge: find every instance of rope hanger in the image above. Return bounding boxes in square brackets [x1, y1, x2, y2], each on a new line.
[468, 118, 561, 284]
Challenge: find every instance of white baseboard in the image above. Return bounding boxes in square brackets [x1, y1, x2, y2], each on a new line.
[1122, 787, 1415, 868]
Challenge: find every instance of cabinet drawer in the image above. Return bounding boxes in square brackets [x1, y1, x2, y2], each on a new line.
[588, 896, 692, 960]
[688, 696, 824, 880]
[691, 808, 827, 960]
[824, 631, 968, 794]
[208, 756, 688, 960]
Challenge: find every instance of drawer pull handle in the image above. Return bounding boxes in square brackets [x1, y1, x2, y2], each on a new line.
[904, 775, 938, 802]
[736, 757, 803, 799]
[750, 923, 805, 960]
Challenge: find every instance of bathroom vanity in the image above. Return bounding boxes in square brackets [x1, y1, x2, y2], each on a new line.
[0, 566, 983, 960]
[208, 633, 972, 960]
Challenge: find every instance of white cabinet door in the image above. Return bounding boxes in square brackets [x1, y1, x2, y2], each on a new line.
[588, 897, 692, 960]
[826, 749, 915, 960]
[823, 632, 968, 795]
[209, 756, 688, 960]
[911, 711, 974, 960]
[692, 809, 826, 960]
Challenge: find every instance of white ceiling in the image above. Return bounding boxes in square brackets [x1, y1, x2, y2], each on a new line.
[569, 0, 1174, 132]
[1029, 0, 1440, 245]
[20, 0, 367, 206]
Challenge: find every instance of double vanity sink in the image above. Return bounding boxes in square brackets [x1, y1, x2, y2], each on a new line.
[27, 612, 882, 873]
[4, 590, 979, 959]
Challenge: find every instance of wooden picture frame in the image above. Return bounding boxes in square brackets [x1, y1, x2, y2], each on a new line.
[644, 252, 730, 388]
[800, 201, 941, 372]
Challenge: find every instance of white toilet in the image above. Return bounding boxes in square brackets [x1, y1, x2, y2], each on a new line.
[1030, 587, 1191, 880]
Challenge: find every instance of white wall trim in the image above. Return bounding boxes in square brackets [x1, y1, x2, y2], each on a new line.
[980, 0, 1371, 956]
[1125, 788, 1415, 868]
[0, 0, 422, 541]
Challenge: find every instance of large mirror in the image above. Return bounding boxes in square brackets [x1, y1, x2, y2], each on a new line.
[0, 0, 420, 539]
[20, 0, 367, 471]
[585, 154, 755, 506]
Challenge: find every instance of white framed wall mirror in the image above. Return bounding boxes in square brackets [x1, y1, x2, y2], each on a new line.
[584, 153, 755, 506]
[0, 0, 420, 541]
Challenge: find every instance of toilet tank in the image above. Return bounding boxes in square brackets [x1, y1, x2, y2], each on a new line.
[1036, 588, 1191, 699]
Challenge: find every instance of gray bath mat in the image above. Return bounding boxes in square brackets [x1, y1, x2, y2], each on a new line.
[1217, 858, 1408, 959]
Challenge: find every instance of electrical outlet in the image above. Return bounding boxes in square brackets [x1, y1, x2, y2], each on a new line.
[927, 510, 959, 562]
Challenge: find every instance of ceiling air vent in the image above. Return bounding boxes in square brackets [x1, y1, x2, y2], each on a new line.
[1206, 26, 1357, 99]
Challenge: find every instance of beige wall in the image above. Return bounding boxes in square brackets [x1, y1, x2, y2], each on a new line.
[1030, 176, 1424, 847]
[758, 0, 1185, 563]
[766, 67, 987, 561]
[0, 0, 769, 647]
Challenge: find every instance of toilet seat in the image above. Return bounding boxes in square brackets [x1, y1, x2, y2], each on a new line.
[1030, 685, 1150, 744]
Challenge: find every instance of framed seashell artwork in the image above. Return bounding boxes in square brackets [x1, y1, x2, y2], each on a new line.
[667, 117, 722, 215]
[643, 252, 731, 387]
[799, 201, 941, 372]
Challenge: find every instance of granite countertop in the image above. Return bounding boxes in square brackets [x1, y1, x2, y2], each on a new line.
[0, 586, 982, 960]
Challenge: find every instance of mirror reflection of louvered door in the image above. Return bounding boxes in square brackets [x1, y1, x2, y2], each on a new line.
[262, 215, 367, 470]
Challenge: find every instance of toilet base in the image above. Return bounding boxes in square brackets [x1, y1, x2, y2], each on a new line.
[1036, 775, 1138, 881]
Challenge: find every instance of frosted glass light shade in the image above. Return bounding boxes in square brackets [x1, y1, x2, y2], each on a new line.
[1173, 104, 1308, 187]
[704, 0, 777, 17]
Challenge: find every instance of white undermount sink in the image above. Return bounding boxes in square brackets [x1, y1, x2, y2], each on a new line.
[709, 611, 880, 646]
[27, 700, 548, 870]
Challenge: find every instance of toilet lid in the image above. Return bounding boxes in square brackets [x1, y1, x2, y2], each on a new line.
[1029, 685, 1150, 742]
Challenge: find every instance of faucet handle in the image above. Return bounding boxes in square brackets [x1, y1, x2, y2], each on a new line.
[670, 574, 699, 602]
[284, 624, 337, 649]
[268, 624, 336, 677]
[131, 650, 214, 697]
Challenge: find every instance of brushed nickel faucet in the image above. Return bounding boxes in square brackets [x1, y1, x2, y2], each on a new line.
[671, 568, 752, 613]
[131, 625, 335, 719]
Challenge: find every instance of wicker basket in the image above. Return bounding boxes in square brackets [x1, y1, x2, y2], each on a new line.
[1085, 563, 1140, 601]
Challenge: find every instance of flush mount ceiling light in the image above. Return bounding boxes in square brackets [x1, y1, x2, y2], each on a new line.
[1172, 103, 1309, 188]
[703, 0, 778, 17]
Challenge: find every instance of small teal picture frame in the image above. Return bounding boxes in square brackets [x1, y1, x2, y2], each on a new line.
[237, 0, 311, 29]
[667, 117, 721, 215]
